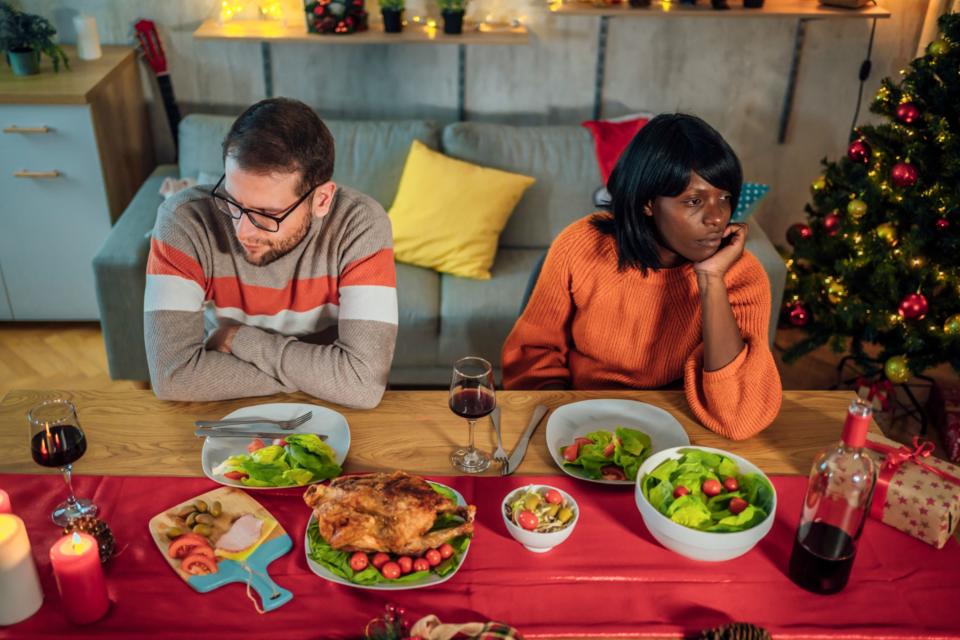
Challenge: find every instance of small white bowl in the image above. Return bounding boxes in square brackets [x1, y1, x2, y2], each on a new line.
[501, 485, 579, 553]
[634, 446, 777, 562]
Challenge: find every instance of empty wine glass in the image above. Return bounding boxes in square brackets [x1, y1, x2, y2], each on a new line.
[27, 400, 97, 526]
[449, 357, 496, 473]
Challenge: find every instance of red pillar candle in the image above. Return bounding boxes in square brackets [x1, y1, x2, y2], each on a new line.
[49, 532, 110, 624]
[0, 489, 10, 514]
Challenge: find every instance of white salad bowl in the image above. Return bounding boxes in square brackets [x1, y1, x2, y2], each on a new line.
[634, 446, 777, 562]
[501, 485, 579, 553]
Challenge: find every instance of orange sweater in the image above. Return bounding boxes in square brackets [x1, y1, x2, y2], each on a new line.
[502, 216, 782, 440]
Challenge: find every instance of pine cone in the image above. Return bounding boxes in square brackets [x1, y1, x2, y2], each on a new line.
[63, 516, 115, 564]
[697, 622, 772, 640]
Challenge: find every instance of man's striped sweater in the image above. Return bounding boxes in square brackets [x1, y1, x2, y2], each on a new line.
[144, 185, 397, 408]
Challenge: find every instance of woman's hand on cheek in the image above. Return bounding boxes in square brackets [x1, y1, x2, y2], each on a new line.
[694, 222, 747, 279]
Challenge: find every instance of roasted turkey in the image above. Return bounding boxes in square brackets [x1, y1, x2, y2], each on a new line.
[303, 471, 476, 555]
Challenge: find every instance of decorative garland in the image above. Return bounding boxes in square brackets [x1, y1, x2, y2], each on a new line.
[305, 0, 368, 35]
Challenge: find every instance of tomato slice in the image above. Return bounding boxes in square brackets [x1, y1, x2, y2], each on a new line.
[562, 443, 580, 462]
[600, 465, 626, 481]
[181, 553, 218, 575]
[224, 470, 248, 481]
[246, 438, 266, 453]
[167, 533, 212, 559]
[574, 437, 593, 448]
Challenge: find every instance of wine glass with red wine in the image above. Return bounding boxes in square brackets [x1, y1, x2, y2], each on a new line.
[27, 399, 97, 526]
[449, 356, 496, 473]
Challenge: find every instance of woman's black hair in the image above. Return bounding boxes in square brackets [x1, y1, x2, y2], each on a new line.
[591, 113, 742, 273]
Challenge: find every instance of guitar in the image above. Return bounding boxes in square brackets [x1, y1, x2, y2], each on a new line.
[134, 19, 182, 150]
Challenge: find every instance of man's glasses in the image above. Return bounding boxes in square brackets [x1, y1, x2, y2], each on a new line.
[210, 174, 320, 233]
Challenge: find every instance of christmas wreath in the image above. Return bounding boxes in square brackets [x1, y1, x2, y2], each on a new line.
[305, 0, 368, 35]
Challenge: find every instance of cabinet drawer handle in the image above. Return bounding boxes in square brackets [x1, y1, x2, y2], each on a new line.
[14, 170, 61, 179]
[3, 126, 52, 134]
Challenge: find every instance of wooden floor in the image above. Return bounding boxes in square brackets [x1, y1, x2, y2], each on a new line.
[0, 322, 956, 456]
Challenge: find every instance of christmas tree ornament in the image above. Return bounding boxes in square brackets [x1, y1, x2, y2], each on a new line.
[895, 102, 921, 125]
[305, 0, 368, 34]
[823, 211, 841, 236]
[788, 303, 810, 327]
[847, 199, 868, 218]
[927, 38, 950, 56]
[936, 218, 949, 231]
[891, 162, 918, 188]
[786, 223, 812, 246]
[898, 292, 929, 320]
[847, 139, 871, 164]
[62, 516, 115, 564]
[884, 355, 911, 384]
[811, 176, 826, 193]
[875, 223, 898, 245]
[827, 281, 847, 304]
[945, 314, 960, 336]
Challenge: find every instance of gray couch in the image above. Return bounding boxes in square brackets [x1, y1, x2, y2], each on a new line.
[93, 115, 786, 387]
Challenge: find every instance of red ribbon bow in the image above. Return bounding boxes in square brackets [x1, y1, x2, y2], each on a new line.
[856, 376, 895, 411]
[867, 436, 960, 521]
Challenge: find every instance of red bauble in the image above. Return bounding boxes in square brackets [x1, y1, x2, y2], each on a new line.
[786, 223, 813, 246]
[898, 292, 928, 320]
[936, 218, 949, 231]
[896, 102, 921, 125]
[891, 162, 918, 188]
[847, 139, 871, 164]
[788, 303, 810, 327]
[823, 212, 841, 237]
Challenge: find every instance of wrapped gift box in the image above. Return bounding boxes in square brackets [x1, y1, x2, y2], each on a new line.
[865, 433, 960, 549]
[927, 381, 960, 463]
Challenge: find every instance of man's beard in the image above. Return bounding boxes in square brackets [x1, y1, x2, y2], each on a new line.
[241, 214, 313, 266]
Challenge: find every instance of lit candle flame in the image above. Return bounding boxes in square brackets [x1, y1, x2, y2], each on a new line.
[72, 532, 83, 553]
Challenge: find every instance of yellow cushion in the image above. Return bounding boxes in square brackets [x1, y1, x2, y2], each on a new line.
[388, 140, 535, 280]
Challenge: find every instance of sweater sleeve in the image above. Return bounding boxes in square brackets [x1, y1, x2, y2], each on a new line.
[502, 234, 576, 390]
[229, 206, 398, 410]
[144, 194, 293, 401]
[683, 253, 783, 440]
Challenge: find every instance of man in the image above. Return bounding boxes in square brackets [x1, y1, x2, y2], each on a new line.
[144, 98, 397, 408]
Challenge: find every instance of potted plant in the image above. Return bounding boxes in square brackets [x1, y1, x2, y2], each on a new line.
[437, 0, 467, 35]
[0, 2, 69, 76]
[380, 0, 404, 33]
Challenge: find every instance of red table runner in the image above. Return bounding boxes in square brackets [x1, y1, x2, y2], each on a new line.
[2, 473, 959, 639]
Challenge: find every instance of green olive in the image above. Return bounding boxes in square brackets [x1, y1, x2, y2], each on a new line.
[165, 527, 184, 540]
[210, 501, 222, 518]
[523, 494, 541, 511]
[192, 524, 213, 537]
[176, 506, 195, 519]
[545, 503, 560, 518]
[194, 513, 215, 525]
[185, 511, 198, 527]
[557, 507, 574, 523]
[194, 500, 208, 513]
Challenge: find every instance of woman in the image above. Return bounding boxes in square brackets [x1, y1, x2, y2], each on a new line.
[501, 114, 782, 440]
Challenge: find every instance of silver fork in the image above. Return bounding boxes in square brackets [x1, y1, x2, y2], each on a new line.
[194, 411, 312, 431]
[490, 407, 509, 473]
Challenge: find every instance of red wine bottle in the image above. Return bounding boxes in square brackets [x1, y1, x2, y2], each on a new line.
[788, 399, 876, 594]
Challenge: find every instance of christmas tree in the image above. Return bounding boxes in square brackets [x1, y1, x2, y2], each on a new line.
[782, 11, 960, 385]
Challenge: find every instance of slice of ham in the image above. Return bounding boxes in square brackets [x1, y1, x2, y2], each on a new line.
[215, 514, 263, 553]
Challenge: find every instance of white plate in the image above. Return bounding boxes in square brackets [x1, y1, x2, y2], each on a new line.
[546, 399, 690, 486]
[201, 402, 350, 489]
[304, 481, 471, 590]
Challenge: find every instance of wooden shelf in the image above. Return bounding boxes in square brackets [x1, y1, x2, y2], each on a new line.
[0, 47, 137, 105]
[548, 0, 891, 19]
[193, 18, 530, 45]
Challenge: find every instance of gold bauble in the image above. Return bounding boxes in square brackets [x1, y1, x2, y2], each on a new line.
[811, 176, 827, 193]
[847, 199, 868, 219]
[875, 223, 898, 245]
[945, 314, 960, 336]
[884, 355, 911, 384]
[826, 282, 847, 304]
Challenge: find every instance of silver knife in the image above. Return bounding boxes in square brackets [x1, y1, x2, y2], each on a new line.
[195, 428, 327, 440]
[506, 405, 549, 474]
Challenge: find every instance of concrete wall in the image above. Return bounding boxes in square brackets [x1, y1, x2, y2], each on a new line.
[19, 0, 929, 244]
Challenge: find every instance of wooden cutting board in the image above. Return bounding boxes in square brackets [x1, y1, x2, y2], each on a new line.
[147, 486, 293, 612]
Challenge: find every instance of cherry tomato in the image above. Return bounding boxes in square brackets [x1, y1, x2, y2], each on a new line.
[425, 549, 442, 567]
[223, 470, 248, 481]
[246, 438, 266, 453]
[381, 561, 401, 580]
[574, 437, 593, 448]
[517, 510, 539, 531]
[600, 465, 626, 481]
[723, 477, 739, 492]
[397, 556, 413, 574]
[180, 553, 218, 575]
[438, 543, 455, 559]
[349, 552, 369, 571]
[602, 442, 616, 458]
[167, 534, 212, 559]
[702, 479, 722, 497]
[413, 558, 431, 572]
[543, 489, 563, 505]
[729, 497, 749, 515]
[562, 443, 580, 462]
[673, 486, 690, 499]
[371, 552, 391, 569]
[272, 437, 288, 447]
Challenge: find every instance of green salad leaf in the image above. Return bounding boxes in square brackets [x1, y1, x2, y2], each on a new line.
[559, 427, 652, 481]
[641, 448, 774, 533]
[213, 433, 341, 487]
